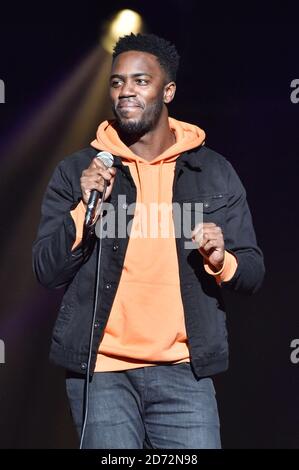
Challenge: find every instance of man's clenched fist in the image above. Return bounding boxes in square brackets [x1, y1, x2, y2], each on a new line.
[80, 157, 116, 207]
[191, 222, 225, 271]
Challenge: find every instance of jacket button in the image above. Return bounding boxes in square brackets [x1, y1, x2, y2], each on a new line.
[203, 201, 210, 208]
[80, 362, 87, 370]
[122, 203, 128, 210]
[94, 321, 100, 328]
[113, 243, 119, 251]
[105, 283, 112, 290]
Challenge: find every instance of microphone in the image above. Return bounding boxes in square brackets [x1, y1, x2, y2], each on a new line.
[84, 151, 114, 228]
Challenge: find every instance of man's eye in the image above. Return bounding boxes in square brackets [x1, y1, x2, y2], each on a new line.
[136, 79, 148, 85]
[111, 80, 122, 87]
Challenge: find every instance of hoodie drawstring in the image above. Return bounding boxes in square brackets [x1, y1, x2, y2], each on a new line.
[134, 160, 143, 235]
[158, 161, 163, 228]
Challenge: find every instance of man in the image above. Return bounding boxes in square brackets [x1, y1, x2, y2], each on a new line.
[32, 33, 265, 449]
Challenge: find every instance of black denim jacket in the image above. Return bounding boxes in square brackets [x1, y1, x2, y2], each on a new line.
[32, 145, 265, 378]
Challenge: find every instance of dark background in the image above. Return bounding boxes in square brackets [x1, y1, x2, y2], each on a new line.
[0, 0, 298, 448]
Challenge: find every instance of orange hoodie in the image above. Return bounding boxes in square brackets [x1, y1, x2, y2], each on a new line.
[71, 118, 237, 372]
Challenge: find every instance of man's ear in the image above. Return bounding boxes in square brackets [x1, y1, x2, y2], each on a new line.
[163, 82, 176, 104]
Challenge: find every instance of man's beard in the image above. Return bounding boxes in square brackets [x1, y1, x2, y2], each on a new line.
[113, 99, 164, 137]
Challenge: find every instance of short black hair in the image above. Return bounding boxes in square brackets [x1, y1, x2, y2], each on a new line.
[112, 33, 180, 82]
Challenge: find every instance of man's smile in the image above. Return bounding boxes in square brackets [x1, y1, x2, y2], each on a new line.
[117, 103, 143, 118]
[117, 100, 143, 110]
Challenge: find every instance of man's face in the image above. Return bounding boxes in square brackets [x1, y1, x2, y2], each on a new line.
[110, 51, 168, 135]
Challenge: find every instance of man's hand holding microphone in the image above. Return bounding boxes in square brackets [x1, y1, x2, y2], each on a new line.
[80, 152, 116, 228]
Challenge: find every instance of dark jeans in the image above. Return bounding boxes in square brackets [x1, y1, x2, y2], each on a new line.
[66, 362, 221, 449]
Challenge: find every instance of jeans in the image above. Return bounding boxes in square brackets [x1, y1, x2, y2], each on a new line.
[65, 362, 221, 449]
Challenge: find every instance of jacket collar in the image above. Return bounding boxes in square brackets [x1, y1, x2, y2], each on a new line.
[176, 147, 203, 170]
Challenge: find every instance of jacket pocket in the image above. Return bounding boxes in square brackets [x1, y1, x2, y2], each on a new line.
[182, 193, 228, 233]
[202, 193, 228, 227]
[201, 193, 228, 212]
[52, 275, 79, 344]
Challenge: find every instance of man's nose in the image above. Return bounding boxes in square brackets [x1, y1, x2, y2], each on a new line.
[119, 80, 136, 97]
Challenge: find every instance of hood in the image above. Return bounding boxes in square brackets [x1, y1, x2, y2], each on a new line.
[90, 117, 205, 163]
[90, 118, 206, 231]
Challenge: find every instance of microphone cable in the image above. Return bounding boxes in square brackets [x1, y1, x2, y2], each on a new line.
[79, 182, 107, 449]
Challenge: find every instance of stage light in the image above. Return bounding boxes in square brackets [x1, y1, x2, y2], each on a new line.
[102, 9, 143, 53]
